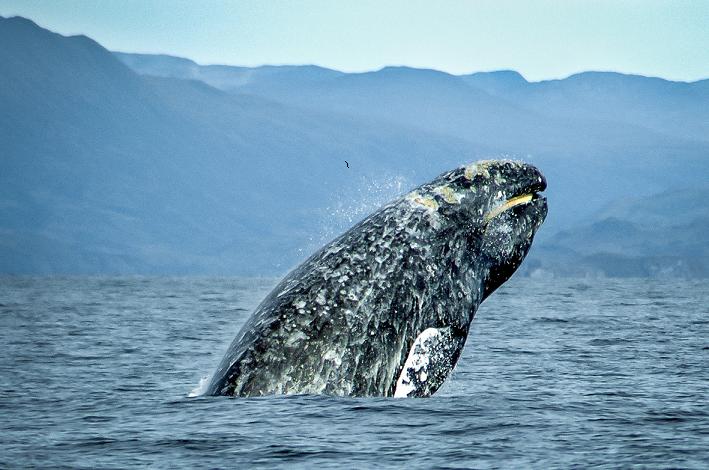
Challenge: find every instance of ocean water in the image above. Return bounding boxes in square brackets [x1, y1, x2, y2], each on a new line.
[1, 276, 707, 469]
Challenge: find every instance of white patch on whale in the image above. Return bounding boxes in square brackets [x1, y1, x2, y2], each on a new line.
[394, 327, 444, 398]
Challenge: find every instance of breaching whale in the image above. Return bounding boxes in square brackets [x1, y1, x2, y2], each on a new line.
[206, 160, 547, 397]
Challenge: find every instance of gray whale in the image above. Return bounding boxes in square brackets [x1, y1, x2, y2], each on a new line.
[207, 160, 547, 397]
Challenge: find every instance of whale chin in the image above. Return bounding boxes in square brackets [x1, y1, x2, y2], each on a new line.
[481, 194, 547, 301]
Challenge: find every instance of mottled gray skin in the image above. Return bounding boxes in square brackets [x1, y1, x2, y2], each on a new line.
[207, 160, 547, 397]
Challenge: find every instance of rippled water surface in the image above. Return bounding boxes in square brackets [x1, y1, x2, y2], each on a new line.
[1, 277, 707, 468]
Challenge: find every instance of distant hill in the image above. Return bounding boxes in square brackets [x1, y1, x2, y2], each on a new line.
[116, 52, 709, 233]
[1, 16, 708, 277]
[113, 52, 345, 92]
[0, 16, 484, 274]
[117, 52, 709, 145]
[466, 71, 709, 144]
[524, 187, 709, 278]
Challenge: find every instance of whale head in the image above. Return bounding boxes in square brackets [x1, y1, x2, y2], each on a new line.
[408, 160, 547, 303]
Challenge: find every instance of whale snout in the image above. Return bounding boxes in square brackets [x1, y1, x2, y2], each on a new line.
[470, 161, 547, 299]
[457, 160, 547, 225]
[480, 159, 546, 196]
[523, 165, 546, 196]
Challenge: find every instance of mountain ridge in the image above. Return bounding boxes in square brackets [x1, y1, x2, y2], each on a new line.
[114, 50, 707, 85]
[2, 15, 708, 277]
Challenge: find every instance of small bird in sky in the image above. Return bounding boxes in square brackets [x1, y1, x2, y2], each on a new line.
[345, 160, 349, 168]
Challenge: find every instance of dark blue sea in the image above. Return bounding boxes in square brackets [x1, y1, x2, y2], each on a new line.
[1, 277, 707, 468]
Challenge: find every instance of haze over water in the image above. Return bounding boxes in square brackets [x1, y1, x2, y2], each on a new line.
[1, 277, 707, 468]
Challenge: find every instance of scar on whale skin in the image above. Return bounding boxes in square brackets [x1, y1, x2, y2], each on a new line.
[206, 159, 547, 398]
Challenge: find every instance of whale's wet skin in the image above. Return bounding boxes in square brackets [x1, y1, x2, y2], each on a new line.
[207, 160, 547, 397]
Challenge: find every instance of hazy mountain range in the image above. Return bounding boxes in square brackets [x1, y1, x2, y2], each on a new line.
[2, 15, 708, 277]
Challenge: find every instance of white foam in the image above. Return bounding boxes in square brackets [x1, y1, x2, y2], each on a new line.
[188, 375, 210, 397]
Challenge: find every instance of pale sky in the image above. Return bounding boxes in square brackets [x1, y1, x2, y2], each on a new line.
[1, 0, 708, 81]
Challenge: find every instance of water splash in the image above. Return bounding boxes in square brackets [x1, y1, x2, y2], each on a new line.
[188, 375, 210, 398]
[315, 174, 413, 246]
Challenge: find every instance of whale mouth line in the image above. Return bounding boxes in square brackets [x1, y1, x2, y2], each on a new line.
[484, 192, 541, 222]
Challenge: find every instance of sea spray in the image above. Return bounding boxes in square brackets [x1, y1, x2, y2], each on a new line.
[296, 174, 413, 261]
[188, 375, 211, 397]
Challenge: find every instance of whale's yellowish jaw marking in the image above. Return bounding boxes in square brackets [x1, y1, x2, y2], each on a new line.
[484, 194, 534, 222]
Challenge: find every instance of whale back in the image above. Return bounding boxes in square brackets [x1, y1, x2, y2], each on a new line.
[206, 199, 484, 396]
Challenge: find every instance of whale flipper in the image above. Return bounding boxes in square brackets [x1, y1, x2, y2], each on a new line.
[394, 327, 463, 398]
